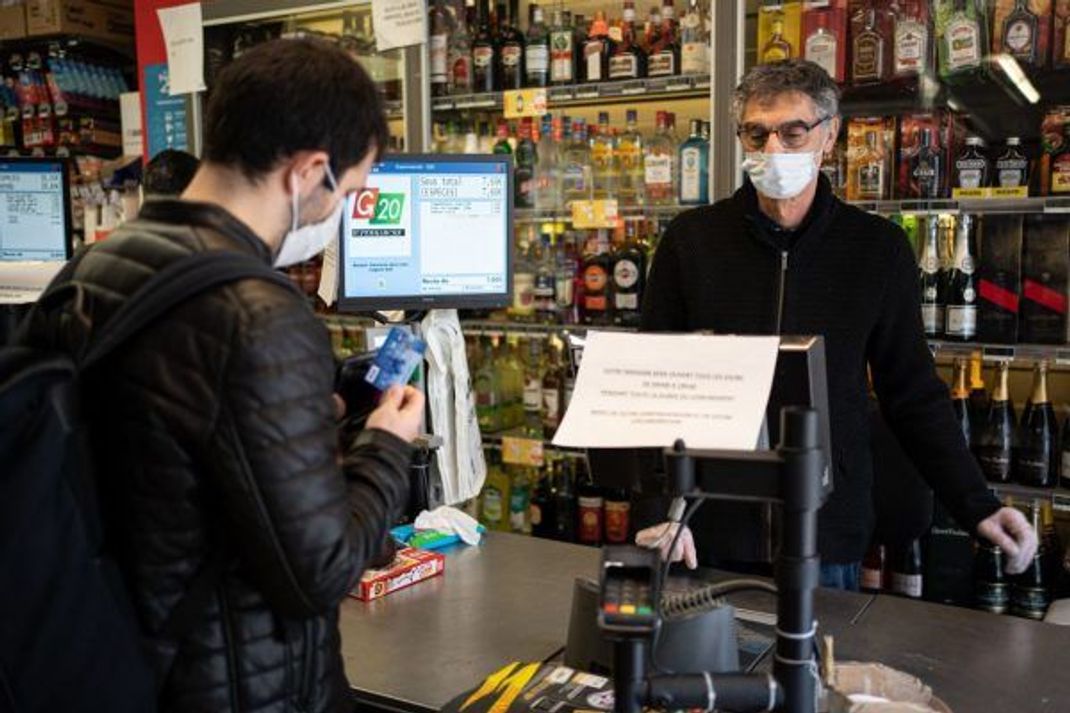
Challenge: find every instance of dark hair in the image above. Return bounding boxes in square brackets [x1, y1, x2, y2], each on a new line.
[732, 59, 841, 124]
[203, 38, 388, 179]
[143, 149, 200, 196]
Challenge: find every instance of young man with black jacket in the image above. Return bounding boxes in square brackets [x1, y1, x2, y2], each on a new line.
[636, 59, 1036, 591]
[25, 39, 421, 711]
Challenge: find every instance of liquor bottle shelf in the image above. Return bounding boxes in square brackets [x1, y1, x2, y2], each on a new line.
[513, 203, 689, 224]
[929, 340, 1070, 367]
[988, 482, 1070, 514]
[432, 74, 711, 113]
[848, 196, 1070, 216]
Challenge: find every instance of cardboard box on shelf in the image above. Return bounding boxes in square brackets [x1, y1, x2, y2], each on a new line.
[1019, 215, 1069, 344]
[977, 214, 1023, 344]
[24, 0, 133, 46]
[349, 547, 446, 602]
[0, 2, 28, 41]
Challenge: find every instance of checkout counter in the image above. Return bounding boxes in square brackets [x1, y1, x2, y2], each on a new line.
[339, 532, 1070, 713]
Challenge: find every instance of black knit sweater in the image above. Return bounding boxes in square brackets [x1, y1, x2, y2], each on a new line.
[640, 175, 1000, 563]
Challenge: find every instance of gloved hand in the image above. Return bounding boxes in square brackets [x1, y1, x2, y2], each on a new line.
[976, 506, 1038, 575]
[636, 522, 698, 570]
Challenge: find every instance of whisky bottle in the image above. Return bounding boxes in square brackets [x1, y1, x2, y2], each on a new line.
[852, 7, 886, 84]
[894, 0, 930, 77]
[918, 215, 945, 337]
[1002, 0, 1038, 66]
[1014, 361, 1059, 487]
[911, 127, 942, 198]
[977, 361, 1016, 484]
[954, 136, 991, 190]
[583, 12, 614, 83]
[609, 0, 646, 80]
[945, 214, 979, 341]
[647, 1, 681, 76]
[762, 17, 792, 63]
[995, 137, 1029, 189]
[855, 130, 886, 200]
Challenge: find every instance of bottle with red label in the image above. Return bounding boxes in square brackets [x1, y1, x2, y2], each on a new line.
[581, 230, 613, 325]
[603, 488, 631, 544]
[577, 463, 604, 546]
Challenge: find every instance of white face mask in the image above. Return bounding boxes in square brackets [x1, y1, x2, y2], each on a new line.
[274, 163, 344, 268]
[741, 150, 821, 200]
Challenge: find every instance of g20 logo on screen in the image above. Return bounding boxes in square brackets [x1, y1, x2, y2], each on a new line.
[353, 188, 405, 225]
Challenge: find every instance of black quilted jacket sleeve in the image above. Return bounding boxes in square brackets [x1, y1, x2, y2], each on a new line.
[210, 295, 413, 618]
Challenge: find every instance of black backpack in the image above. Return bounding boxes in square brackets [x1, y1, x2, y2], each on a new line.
[0, 250, 296, 713]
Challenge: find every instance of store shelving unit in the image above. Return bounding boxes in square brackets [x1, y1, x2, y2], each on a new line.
[848, 197, 1070, 216]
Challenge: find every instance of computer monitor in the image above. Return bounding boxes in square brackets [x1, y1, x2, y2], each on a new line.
[0, 158, 72, 262]
[338, 154, 513, 311]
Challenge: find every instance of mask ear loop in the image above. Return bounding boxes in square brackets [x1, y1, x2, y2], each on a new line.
[290, 171, 300, 234]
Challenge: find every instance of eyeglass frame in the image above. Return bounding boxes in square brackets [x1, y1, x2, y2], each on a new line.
[735, 115, 833, 151]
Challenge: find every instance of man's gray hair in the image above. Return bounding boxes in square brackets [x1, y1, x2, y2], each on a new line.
[732, 59, 841, 124]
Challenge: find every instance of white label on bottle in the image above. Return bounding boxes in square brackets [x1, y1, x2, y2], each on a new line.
[895, 21, 928, 74]
[858, 162, 884, 197]
[860, 567, 883, 590]
[543, 389, 561, 421]
[999, 169, 1024, 188]
[647, 50, 676, 76]
[524, 378, 542, 410]
[679, 146, 702, 201]
[502, 46, 521, 68]
[947, 16, 980, 69]
[608, 54, 639, 79]
[1005, 19, 1033, 53]
[644, 154, 673, 187]
[892, 572, 923, 598]
[430, 34, 448, 78]
[805, 31, 838, 79]
[513, 273, 535, 313]
[922, 304, 944, 333]
[586, 41, 604, 81]
[615, 293, 639, 310]
[681, 41, 709, 74]
[526, 45, 549, 73]
[946, 305, 978, 337]
[551, 32, 574, 82]
[613, 259, 640, 289]
[474, 46, 493, 68]
[958, 168, 983, 189]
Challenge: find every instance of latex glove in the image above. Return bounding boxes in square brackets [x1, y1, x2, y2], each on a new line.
[414, 505, 483, 546]
[976, 506, 1038, 575]
[636, 522, 698, 570]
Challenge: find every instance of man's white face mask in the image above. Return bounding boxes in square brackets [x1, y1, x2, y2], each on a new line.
[740, 150, 822, 200]
[274, 162, 344, 268]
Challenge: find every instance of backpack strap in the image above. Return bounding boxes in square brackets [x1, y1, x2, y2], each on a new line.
[81, 250, 295, 371]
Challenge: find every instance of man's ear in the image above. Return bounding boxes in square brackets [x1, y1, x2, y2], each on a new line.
[283, 150, 331, 199]
[824, 116, 842, 156]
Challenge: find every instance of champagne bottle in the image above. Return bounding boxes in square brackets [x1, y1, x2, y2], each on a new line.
[1014, 361, 1058, 487]
[1010, 500, 1050, 620]
[890, 539, 924, 599]
[918, 215, 944, 338]
[950, 358, 971, 447]
[1061, 408, 1070, 489]
[977, 361, 1015, 483]
[967, 354, 989, 449]
[974, 540, 1009, 614]
[945, 213, 978, 341]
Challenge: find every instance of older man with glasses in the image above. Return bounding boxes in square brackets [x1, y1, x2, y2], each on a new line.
[636, 59, 1036, 591]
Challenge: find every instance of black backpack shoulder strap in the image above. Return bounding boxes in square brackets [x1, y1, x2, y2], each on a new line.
[81, 250, 295, 371]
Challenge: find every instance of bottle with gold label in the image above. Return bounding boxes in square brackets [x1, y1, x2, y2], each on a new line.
[851, 7, 887, 85]
[762, 16, 793, 63]
[950, 358, 972, 447]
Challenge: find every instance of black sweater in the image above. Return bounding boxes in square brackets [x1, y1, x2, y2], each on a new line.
[640, 175, 1000, 563]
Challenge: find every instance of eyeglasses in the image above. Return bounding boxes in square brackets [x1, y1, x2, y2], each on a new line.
[736, 115, 831, 151]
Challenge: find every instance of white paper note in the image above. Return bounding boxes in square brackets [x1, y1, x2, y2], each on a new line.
[0, 261, 65, 304]
[371, 0, 427, 52]
[552, 333, 780, 451]
[317, 235, 339, 307]
[157, 3, 206, 95]
[119, 91, 143, 157]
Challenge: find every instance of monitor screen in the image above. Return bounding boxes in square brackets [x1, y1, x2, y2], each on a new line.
[0, 158, 71, 262]
[338, 154, 513, 311]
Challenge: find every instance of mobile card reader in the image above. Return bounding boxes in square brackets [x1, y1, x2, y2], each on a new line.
[598, 546, 660, 636]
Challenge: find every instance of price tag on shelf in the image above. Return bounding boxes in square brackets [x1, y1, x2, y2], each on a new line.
[503, 88, 548, 119]
[501, 436, 545, 467]
[571, 199, 619, 228]
[990, 186, 1029, 199]
[952, 187, 988, 199]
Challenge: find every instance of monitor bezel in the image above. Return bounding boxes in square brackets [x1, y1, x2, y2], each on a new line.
[0, 156, 73, 262]
[337, 153, 514, 313]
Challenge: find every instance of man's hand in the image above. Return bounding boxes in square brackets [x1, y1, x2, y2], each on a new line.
[636, 522, 698, 570]
[366, 385, 424, 443]
[976, 506, 1038, 575]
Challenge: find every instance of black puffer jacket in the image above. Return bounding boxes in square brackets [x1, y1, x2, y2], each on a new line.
[25, 200, 413, 713]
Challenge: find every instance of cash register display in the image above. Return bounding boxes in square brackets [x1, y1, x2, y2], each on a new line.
[0, 159, 71, 262]
[338, 155, 512, 311]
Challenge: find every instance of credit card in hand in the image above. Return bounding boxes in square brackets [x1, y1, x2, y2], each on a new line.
[364, 326, 426, 392]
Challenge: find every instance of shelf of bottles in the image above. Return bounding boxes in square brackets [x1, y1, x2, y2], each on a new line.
[849, 196, 1070, 216]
